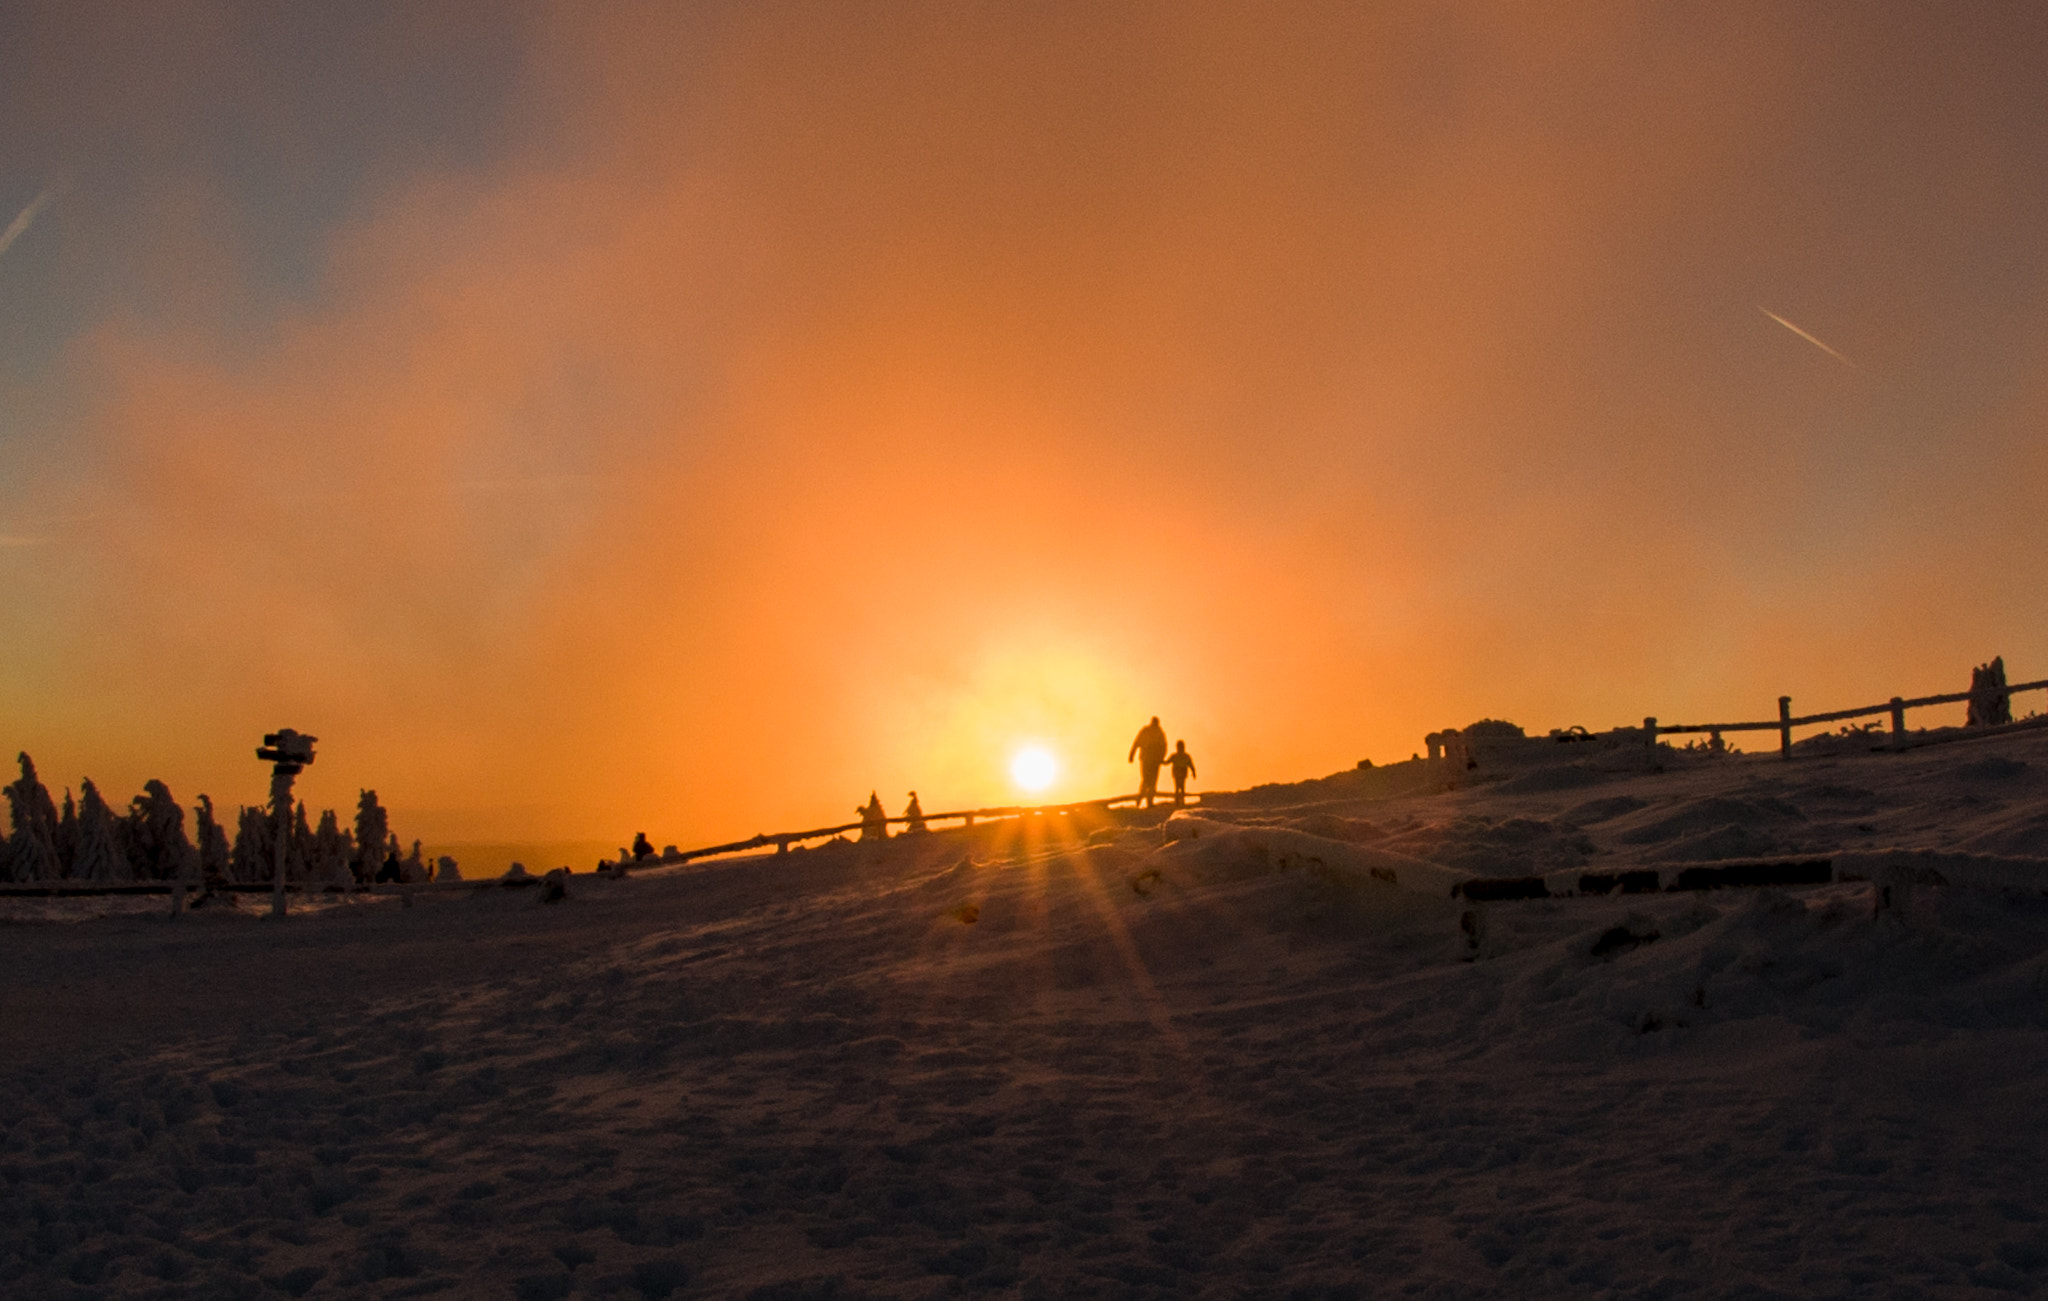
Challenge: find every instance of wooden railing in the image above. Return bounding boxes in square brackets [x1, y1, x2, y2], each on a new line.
[1647, 677, 2048, 759]
[650, 790, 1202, 866]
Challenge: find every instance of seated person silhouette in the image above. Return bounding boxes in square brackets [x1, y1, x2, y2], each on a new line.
[1167, 740, 1197, 806]
[858, 792, 889, 841]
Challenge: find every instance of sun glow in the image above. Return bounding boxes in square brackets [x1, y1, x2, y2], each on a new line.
[1009, 745, 1059, 794]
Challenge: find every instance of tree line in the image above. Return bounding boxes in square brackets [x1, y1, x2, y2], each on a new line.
[0, 753, 427, 887]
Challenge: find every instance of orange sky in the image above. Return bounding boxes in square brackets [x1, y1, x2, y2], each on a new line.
[3, 3, 2047, 847]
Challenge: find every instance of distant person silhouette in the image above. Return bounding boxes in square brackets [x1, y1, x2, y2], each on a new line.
[1167, 740, 1197, 807]
[904, 791, 927, 834]
[632, 831, 654, 863]
[1129, 716, 1169, 809]
[858, 791, 889, 842]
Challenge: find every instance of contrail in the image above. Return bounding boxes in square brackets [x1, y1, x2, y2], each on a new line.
[0, 189, 52, 261]
[1759, 306, 1855, 368]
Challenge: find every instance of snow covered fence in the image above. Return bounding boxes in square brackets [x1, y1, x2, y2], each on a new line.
[1448, 851, 2048, 912]
[1153, 813, 2048, 959]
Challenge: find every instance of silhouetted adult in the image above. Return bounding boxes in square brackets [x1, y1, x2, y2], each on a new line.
[1129, 716, 1169, 809]
[632, 831, 654, 863]
[904, 791, 927, 834]
[1167, 740, 1197, 807]
[858, 792, 889, 842]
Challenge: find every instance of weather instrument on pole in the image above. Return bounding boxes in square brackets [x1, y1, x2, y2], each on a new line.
[258, 730, 317, 916]
[257, 729, 317, 774]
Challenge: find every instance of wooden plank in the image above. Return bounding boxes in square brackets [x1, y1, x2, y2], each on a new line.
[1657, 720, 1784, 734]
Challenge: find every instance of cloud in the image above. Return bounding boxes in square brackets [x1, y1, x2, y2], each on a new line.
[0, 188, 51, 260]
[7, 6, 2048, 848]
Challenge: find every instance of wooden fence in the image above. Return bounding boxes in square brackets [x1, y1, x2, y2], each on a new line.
[652, 790, 1201, 866]
[1647, 676, 2048, 759]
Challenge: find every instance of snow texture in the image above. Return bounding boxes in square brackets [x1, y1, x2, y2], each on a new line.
[2, 726, 2048, 1296]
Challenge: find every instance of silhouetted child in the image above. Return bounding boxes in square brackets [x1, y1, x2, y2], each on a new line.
[904, 791, 927, 834]
[858, 792, 889, 841]
[1167, 741, 1197, 807]
[1129, 716, 1168, 808]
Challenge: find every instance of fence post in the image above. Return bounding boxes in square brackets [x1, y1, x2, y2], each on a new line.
[1643, 717, 1659, 763]
[1889, 696, 1907, 751]
[1778, 696, 1793, 759]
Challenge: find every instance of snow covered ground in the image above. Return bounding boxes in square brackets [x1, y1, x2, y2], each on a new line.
[4, 725, 2048, 1298]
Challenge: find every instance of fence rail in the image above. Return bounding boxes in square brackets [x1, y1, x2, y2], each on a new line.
[662, 790, 1200, 865]
[1647, 676, 2048, 759]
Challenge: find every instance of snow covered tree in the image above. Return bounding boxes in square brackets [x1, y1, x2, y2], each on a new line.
[127, 779, 194, 881]
[56, 790, 77, 876]
[288, 802, 313, 883]
[193, 795, 231, 887]
[71, 779, 130, 883]
[402, 838, 426, 884]
[231, 804, 271, 882]
[352, 789, 390, 885]
[309, 808, 353, 889]
[4, 753, 60, 882]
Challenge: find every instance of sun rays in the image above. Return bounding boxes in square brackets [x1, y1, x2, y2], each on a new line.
[886, 808, 1211, 1088]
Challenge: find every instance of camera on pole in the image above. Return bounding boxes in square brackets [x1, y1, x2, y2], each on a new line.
[257, 730, 317, 774]
[258, 730, 317, 916]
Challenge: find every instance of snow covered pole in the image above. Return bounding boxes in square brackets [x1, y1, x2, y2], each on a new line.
[256, 730, 317, 919]
[1889, 696, 1907, 751]
[1778, 696, 1793, 760]
[269, 768, 293, 918]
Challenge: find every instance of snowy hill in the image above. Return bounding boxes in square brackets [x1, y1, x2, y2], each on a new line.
[3, 727, 2047, 1296]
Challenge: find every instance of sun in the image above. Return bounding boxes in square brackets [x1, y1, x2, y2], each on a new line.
[1009, 745, 1059, 795]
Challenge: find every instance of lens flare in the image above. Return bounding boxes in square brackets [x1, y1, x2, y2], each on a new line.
[1010, 745, 1058, 794]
